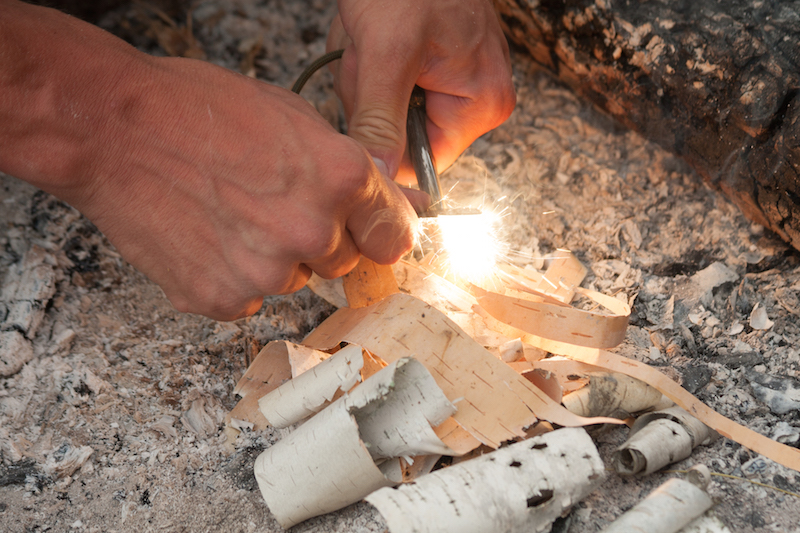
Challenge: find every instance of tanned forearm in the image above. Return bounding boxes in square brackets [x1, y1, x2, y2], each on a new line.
[0, 0, 150, 204]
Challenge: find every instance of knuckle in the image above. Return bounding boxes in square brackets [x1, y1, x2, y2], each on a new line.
[367, 223, 415, 265]
[348, 105, 406, 151]
[325, 143, 374, 198]
[297, 221, 341, 260]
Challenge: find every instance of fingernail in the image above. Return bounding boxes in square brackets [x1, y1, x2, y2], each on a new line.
[372, 156, 390, 177]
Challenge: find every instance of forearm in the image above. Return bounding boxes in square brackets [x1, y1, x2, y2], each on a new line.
[0, 0, 150, 203]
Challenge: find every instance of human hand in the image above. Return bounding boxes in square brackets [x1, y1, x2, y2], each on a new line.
[80, 57, 424, 320]
[0, 0, 421, 321]
[327, 0, 516, 186]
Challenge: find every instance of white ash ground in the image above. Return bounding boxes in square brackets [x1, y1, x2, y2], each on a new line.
[1, 1, 799, 532]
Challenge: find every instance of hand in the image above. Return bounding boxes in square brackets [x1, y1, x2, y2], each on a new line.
[82, 58, 423, 320]
[0, 1, 420, 320]
[327, 0, 516, 185]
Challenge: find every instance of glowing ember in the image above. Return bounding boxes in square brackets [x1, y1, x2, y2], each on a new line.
[432, 210, 504, 282]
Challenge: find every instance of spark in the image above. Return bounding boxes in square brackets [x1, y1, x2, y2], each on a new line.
[413, 177, 513, 284]
[418, 208, 507, 283]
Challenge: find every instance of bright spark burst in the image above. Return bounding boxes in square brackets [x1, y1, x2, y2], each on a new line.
[418, 209, 507, 283]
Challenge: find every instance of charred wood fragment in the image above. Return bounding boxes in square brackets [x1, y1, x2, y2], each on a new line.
[494, 0, 800, 251]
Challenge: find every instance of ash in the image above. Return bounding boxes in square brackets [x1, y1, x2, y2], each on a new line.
[1, 1, 799, 532]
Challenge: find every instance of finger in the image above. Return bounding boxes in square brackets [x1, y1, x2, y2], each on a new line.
[231, 296, 266, 320]
[285, 263, 313, 293]
[254, 262, 313, 296]
[393, 89, 513, 187]
[398, 186, 431, 215]
[425, 80, 516, 164]
[326, 13, 346, 52]
[166, 289, 264, 322]
[347, 170, 418, 265]
[182, 263, 310, 320]
[304, 229, 361, 280]
[254, 263, 313, 297]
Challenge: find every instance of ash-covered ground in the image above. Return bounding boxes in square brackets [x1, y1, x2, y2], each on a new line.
[2, 1, 799, 532]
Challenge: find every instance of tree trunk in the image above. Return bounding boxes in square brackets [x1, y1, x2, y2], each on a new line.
[494, 0, 800, 251]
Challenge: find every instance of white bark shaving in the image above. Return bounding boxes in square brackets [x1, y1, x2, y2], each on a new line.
[599, 477, 713, 533]
[349, 357, 457, 460]
[613, 406, 719, 475]
[366, 427, 604, 533]
[258, 343, 364, 428]
[254, 357, 455, 529]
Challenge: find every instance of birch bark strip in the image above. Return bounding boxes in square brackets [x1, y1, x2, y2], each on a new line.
[366, 427, 604, 533]
[475, 285, 630, 349]
[512, 332, 800, 472]
[342, 256, 399, 308]
[228, 341, 295, 430]
[561, 372, 667, 418]
[303, 292, 623, 449]
[306, 272, 347, 308]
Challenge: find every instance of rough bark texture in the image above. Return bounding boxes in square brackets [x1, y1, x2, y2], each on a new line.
[494, 0, 800, 251]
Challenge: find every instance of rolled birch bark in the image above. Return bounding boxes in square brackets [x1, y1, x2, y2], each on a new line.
[613, 406, 719, 476]
[366, 427, 604, 533]
[254, 395, 394, 529]
[258, 343, 364, 428]
[254, 357, 456, 528]
[600, 477, 713, 533]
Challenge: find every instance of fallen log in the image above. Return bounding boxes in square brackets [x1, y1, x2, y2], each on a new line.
[494, 0, 800, 251]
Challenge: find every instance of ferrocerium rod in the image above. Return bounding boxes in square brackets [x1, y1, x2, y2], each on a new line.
[407, 86, 443, 215]
[407, 86, 480, 218]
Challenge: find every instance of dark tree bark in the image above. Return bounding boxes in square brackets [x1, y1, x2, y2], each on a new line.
[494, 0, 800, 251]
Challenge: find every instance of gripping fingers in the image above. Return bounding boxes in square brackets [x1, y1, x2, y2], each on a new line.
[347, 173, 418, 265]
[304, 230, 361, 280]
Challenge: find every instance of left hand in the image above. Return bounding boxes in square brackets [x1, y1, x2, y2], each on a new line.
[327, 0, 516, 186]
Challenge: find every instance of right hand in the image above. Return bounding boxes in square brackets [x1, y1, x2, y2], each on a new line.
[2, 0, 426, 321]
[81, 57, 424, 320]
